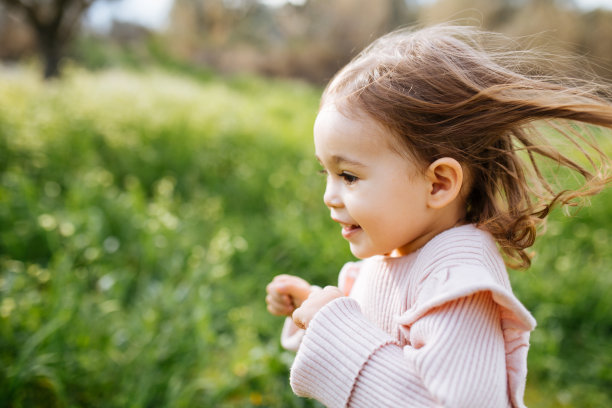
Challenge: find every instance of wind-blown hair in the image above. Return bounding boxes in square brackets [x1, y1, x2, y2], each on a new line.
[322, 24, 611, 269]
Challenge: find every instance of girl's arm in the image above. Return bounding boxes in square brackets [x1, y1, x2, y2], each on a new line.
[290, 291, 510, 408]
[351, 291, 507, 407]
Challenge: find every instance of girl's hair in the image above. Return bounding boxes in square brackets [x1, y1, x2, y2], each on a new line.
[323, 24, 611, 269]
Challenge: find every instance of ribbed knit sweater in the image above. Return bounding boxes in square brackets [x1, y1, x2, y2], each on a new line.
[281, 224, 536, 408]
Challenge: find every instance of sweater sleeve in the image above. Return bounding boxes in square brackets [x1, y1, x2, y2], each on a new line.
[351, 291, 508, 407]
[290, 291, 516, 407]
[289, 297, 403, 407]
[280, 317, 305, 352]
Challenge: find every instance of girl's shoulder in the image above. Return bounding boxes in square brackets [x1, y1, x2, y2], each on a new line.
[398, 223, 536, 338]
[417, 223, 500, 269]
[337, 261, 363, 296]
[411, 223, 514, 294]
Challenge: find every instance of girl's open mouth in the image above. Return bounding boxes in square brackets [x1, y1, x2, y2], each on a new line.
[341, 224, 361, 238]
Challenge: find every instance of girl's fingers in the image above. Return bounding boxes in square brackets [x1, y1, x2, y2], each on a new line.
[292, 286, 343, 329]
[266, 293, 294, 316]
[275, 283, 311, 304]
[267, 304, 293, 316]
[266, 293, 287, 308]
[266, 288, 291, 304]
[266, 275, 313, 316]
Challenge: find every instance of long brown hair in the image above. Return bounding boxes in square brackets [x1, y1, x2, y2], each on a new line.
[323, 24, 611, 269]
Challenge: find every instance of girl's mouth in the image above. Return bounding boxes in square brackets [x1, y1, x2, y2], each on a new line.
[341, 224, 361, 238]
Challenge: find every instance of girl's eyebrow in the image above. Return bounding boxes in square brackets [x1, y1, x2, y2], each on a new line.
[316, 155, 367, 169]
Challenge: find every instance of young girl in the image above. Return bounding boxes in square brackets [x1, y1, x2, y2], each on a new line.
[265, 24, 610, 408]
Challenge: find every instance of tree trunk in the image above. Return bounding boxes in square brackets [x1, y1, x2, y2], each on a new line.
[38, 30, 62, 79]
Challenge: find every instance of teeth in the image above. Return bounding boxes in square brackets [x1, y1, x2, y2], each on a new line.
[335, 220, 359, 229]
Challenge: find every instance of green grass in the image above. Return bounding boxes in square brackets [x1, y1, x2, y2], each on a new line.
[0, 65, 610, 407]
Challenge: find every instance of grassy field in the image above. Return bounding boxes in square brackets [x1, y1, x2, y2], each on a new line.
[0, 65, 610, 407]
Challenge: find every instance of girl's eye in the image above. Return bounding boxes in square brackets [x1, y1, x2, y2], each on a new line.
[318, 169, 328, 176]
[340, 172, 358, 184]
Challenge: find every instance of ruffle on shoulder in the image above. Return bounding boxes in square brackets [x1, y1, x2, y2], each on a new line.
[338, 261, 363, 296]
[396, 265, 536, 408]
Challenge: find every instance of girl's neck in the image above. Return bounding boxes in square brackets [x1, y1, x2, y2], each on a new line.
[389, 207, 467, 258]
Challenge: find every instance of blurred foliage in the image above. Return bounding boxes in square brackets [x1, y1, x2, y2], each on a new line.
[0, 66, 340, 407]
[160, 0, 612, 84]
[164, 0, 414, 83]
[512, 187, 612, 407]
[3, 0, 611, 84]
[0, 65, 610, 407]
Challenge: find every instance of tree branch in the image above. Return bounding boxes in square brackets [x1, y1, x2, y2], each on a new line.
[3, 0, 44, 32]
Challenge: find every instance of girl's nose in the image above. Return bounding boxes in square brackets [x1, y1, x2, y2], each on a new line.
[323, 181, 343, 208]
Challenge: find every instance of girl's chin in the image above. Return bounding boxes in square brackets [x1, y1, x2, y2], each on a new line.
[348, 244, 377, 260]
[349, 243, 407, 259]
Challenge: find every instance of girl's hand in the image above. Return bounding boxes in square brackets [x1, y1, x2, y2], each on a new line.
[266, 274, 313, 317]
[292, 286, 344, 330]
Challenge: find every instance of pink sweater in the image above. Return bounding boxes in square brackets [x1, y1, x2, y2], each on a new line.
[281, 224, 536, 408]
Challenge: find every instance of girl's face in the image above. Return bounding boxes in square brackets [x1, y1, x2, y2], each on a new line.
[314, 104, 436, 259]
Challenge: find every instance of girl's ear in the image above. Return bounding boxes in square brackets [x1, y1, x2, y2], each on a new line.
[425, 158, 463, 209]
